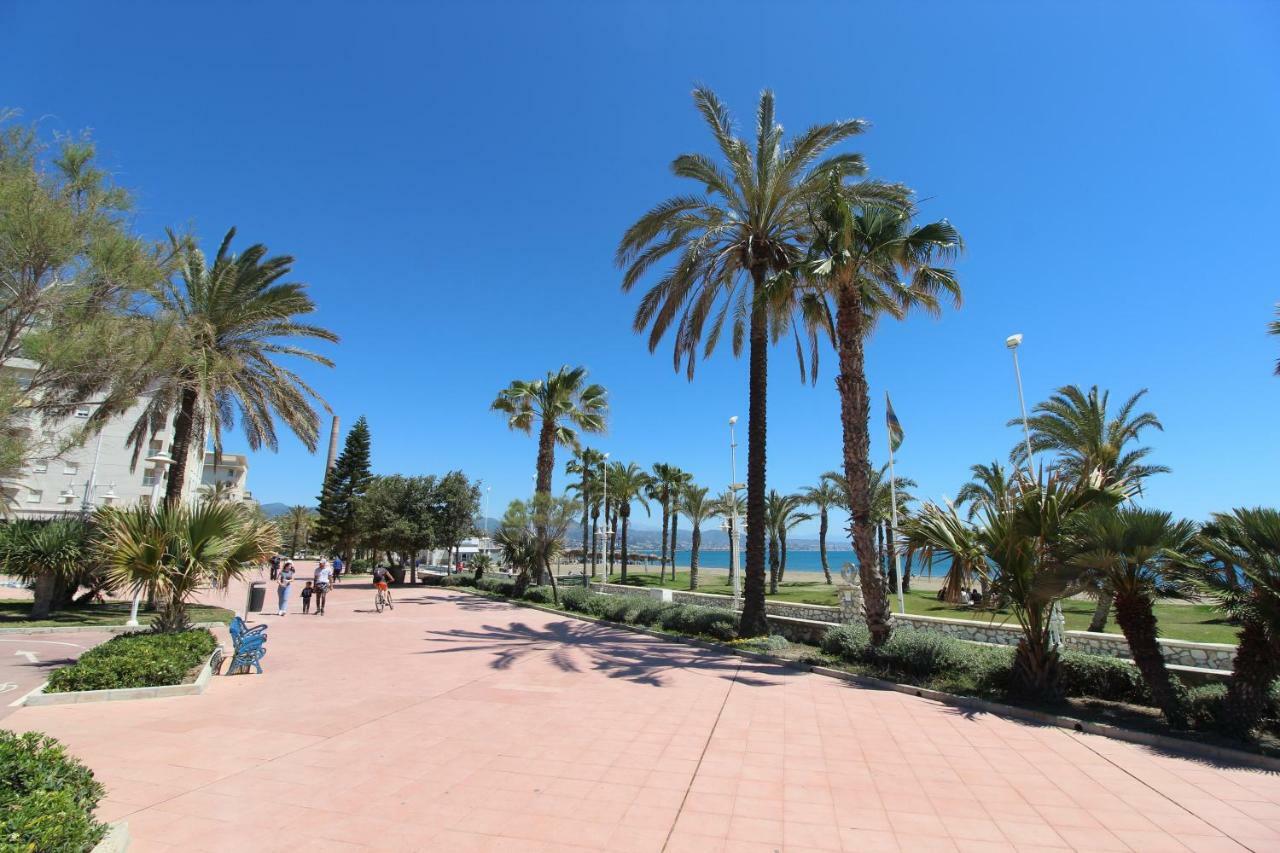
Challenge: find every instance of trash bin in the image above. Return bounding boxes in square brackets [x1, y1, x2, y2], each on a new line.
[247, 581, 267, 613]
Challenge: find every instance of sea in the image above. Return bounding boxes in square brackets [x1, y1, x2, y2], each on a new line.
[625, 549, 948, 576]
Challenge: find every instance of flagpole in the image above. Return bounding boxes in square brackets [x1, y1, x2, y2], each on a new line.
[886, 393, 906, 615]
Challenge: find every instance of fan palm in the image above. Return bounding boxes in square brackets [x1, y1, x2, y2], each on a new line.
[0, 519, 93, 619]
[1068, 507, 1197, 728]
[492, 366, 607, 496]
[607, 462, 652, 582]
[681, 484, 713, 591]
[495, 495, 577, 601]
[1184, 508, 1280, 738]
[566, 447, 606, 579]
[801, 176, 962, 645]
[96, 502, 278, 632]
[101, 228, 337, 507]
[901, 503, 986, 605]
[617, 87, 880, 638]
[800, 478, 843, 584]
[955, 461, 1016, 520]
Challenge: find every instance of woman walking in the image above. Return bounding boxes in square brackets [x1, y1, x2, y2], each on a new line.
[277, 560, 295, 616]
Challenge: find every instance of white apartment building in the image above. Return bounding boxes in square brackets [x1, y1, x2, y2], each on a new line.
[2, 358, 253, 518]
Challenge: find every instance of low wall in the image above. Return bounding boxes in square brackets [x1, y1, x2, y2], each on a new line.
[591, 582, 1236, 671]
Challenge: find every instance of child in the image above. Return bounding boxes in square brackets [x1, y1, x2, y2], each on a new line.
[301, 581, 314, 615]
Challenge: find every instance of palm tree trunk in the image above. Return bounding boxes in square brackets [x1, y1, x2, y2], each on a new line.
[620, 511, 630, 582]
[534, 423, 555, 496]
[835, 285, 892, 645]
[1223, 620, 1280, 739]
[164, 386, 200, 508]
[1088, 588, 1113, 633]
[1113, 590, 1188, 728]
[739, 270, 770, 638]
[659, 494, 669, 582]
[690, 524, 700, 591]
[590, 509, 599, 578]
[29, 572, 56, 620]
[579, 472, 590, 578]
[779, 529, 788, 582]
[670, 511, 680, 584]
[768, 532, 779, 595]
[819, 508, 832, 584]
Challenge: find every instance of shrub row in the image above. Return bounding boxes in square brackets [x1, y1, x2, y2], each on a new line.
[557, 589, 739, 640]
[0, 730, 106, 852]
[45, 628, 217, 693]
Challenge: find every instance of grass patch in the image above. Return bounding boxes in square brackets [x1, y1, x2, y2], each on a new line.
[44, 629, 217, 693]
[608, 573, 1239, 645]
[0, 601, 235, 630]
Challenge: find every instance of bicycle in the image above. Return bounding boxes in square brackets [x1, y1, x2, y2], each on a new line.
[374, 585, 393, 613]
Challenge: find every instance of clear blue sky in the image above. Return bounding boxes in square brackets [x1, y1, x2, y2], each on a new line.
[4, 1, 1278, 536]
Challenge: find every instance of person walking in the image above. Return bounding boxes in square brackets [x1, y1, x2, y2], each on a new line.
[332, 555, 344, 585]
[269, 554, 280, 581]
[313, 558, 332, 615]
[276, 561, 295, 616]
[300, 581, 314, 614]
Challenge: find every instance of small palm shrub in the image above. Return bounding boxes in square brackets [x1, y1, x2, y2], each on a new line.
[0, 730, 106, 853]
[45, 629, 216, 693]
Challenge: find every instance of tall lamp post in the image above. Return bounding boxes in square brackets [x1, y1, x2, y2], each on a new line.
[126, 451, 175, 627]
[597, 452, 610, 583]
[728, 416, 744, 611]
[1006, 334, 1035, 477]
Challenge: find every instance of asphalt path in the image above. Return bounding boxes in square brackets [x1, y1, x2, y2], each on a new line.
[0, 631, 115, 719]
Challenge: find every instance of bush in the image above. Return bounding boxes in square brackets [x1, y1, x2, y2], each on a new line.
[0, 730, 106, 852]
[45, 629, 216, 693]
[1059, 651, 1152, 705]
[477, 577, 516, 597]
[626, 599, 668, 627]
[1188, 683, 1228, 729]
[599, 595, 639, 623]
[821, 624, 871, 659]
[687, 607, 738, 641]
[658, 604, 700, 632]
[521, 586, 555, 604]
[874, 631, 975, 679]
[439, 574, 477, 588]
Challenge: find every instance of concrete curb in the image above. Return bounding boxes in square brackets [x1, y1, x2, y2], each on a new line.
[0, 620, 225, 636]
[22, 648, 218, 707]
[92, 820, 129, 853]
[447, 587, 1280, 773]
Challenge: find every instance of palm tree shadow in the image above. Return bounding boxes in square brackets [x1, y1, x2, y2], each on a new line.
[421, 618, 789, 688]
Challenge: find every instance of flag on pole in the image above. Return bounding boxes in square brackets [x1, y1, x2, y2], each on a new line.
[886, 393, 904, 453]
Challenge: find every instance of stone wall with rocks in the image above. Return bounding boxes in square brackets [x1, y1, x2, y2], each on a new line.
[590, 582, 1235, 671]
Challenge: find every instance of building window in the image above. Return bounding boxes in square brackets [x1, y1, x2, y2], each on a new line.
[149, 439, 164, 453]
[63, 462, 78, 475]
[32, 459, 47, 473]
[143, 469, 158, 487]
[74, 407, 91, 418]
[27, 490, 41, 504]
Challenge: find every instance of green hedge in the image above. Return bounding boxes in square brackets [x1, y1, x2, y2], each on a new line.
[0, 730, 106, 853]
[45, 629, 217, 693]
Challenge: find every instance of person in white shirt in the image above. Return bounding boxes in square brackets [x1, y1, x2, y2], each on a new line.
[313, 559, 332, 615]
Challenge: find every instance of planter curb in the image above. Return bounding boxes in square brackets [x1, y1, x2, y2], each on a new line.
[91, 820, 129, 853]
[23, 648, 219, 707]
[0, 620, 225, 636]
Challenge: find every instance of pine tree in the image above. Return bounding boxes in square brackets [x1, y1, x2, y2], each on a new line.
[314, 416, 372, 562]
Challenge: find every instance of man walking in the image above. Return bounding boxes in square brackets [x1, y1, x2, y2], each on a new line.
[332, 554, 344, 585]
[269, 554, 280, 581]
[313, 558, 332, 615]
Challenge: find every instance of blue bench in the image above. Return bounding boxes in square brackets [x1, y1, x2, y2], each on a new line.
[218, 616, 268, 675]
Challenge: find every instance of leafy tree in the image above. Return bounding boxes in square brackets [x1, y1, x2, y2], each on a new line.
[800, 478, 843, 584]
[0, 519, 93, 619]
[1185, 508, 1280, 738]
[96, 502, 278, 632]
[314, 416, 372, 562]
[355, 475, 436, 580]
[800, 175, 962, 645]
[680, 484, 713, 591]
[618, 88, 875, 638]
[280, 505, 316, 558]
[434, 470, 481, 566]
[608, 462, 652, 582]
[1068, 507, 1197, 728]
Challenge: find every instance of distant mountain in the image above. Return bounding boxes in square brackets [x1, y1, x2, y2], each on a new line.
[259, 503, 292, 518]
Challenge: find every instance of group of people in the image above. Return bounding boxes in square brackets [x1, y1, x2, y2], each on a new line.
[270, 554, 346, 616]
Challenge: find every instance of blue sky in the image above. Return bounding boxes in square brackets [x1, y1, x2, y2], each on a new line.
[4, 1, 1278, 536]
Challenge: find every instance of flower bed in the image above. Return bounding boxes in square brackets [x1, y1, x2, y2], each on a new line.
[0, 730, 107, 852]
[44, 629, 217, 694]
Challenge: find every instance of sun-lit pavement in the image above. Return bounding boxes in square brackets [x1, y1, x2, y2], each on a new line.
[0, 630, 115, 718]
[4, 579, 1280, 852]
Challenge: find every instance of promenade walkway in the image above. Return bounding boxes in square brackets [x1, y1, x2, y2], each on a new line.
[5, 581, 1280, 851]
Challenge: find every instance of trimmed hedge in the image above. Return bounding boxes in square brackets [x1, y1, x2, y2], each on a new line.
[45, 629, 216, 693]
[0, 730, 106, 852]
[554, 589, 739, 641]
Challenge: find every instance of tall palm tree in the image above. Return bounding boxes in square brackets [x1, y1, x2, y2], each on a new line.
[681, 484, 713, 591]
[617, 88, 876, 638]
[772, 492, 811, 587]
[608, 462, 652, 582]
[667, 467, 692, 582]
[955, 461, 1016, 520]
[710, 490, 746, 588]
[566, 447, 605, 578]
[105, 228, 338, 507]
[1186, 508, 1280, 738]
[1068, 507, 1197, 728]
[491, 365, 608, 496]
[826, 465, 917, 589]
[802, 177, 962, 645]
[800, 478, 843, 584]
[282, 505, 315, 558]
[647, 463, 689, 581]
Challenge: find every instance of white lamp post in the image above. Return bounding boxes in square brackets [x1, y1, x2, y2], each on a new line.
[1006, 334, 1035, 477]
[126, 452, 175, 626]
[728, 416, 744, 611]
[598, 452, 610, 583]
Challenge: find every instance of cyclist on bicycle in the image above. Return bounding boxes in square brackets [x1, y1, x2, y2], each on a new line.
[373, 565, 393, 607]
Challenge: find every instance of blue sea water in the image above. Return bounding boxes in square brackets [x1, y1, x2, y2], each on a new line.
[627, 549, 949, 576]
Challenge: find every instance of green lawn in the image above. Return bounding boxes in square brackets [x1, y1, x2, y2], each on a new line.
[606, 572, 1239, 645]
[0, 601, 236, 629]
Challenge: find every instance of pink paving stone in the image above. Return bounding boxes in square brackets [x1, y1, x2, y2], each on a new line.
[5, 580, 1280, 851]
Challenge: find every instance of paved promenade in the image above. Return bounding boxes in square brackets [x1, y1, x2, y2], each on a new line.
[5, 580, 1280, 852]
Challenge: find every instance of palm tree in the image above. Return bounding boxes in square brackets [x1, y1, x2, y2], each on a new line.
[96, 502, 278, 632]
[667, 467, 692, 582]
[901, 503, 986, 605]
[1068, 507, 1197, 728]
[282, 505, 315, 558]
[104, 229, 338, 507]
[0, 519, 93, 619]
[710, 490, 746, 589]
[802, 177, 962, 645]
[198, 481, 239, 503]
[800, 478, 843, 584]
[617, 88, 875, 638]
[681, 485, 713, 591]
[607, 463, 652, 582]
[955, 461, 1016, 520]
[1185, 508, 1280, 738]
[764, 491, 811, 592]
[566, 447, 605, 578]
[495, 495, 577, 601]
[491, 365, 608, 496]
[826, 465, 917, 591]
[647, 463, 688, 581]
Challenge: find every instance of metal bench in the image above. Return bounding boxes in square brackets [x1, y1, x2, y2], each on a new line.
[217, 616, 268, 675]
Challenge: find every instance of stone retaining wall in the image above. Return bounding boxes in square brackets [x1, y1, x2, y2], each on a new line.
[591, 582, 1236, 671]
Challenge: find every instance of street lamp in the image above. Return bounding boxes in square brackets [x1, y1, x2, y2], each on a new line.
[127, 452, 175, 626]
[1005, 334, 1035, 477]
[728, 416, 743, 611]
[597, 452, 610, 583]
